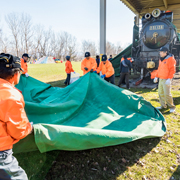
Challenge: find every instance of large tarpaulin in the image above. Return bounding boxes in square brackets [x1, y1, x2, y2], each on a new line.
[14, 73, 166, 153]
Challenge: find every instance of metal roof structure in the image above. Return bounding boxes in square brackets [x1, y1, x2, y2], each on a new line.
[120, 0, 180, 32]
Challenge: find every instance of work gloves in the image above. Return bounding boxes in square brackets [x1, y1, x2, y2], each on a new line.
[94, 71, 97, 73]
[84, 67, 88, 71]
[101, 74, 106, 78]
[25, 73, 29, 77]
[153, 77, 158, 83]
[165, 78, 171, 85]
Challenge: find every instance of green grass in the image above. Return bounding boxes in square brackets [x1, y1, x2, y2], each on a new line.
[15, 63, 180, 180]
[28, 62, 83, 87]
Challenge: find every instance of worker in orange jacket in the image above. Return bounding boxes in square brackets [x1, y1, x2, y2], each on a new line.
[152, 46, 176, 113]
[81, 52, 97, 75]
[64, 56, 75, 85]
[95, 54, 115, 84]
[21, 53, 30, 77]
[0, 53, 33, 179]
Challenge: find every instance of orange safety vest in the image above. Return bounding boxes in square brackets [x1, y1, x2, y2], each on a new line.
[21, 58, 28, 74]
[0, 78, 32, 151]
[96, 60, 114, 78]
[81, 57, 97, 75]
[155, 55, 176, 79]
[65, 61, 74, 74]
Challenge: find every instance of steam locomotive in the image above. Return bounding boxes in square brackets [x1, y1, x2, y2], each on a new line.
[132, 8, 180, 77]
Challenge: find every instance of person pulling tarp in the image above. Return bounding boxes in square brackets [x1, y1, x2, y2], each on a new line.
[64, 56, 75, 86]
[81, 52, 97, 75]
[21, 53, 30, 77]
[0, 53, 33, 180]
[95, 54, 115, 84]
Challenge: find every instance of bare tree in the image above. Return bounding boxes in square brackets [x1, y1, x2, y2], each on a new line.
[62, 32, 77, 61]
[3, 13, 123, 60]
[20, 13, 33, 54]
[40, 28, 52, 56]
[31, 24, 44, 58]
[31, 25, 52, 58]
[116, 43, 123, 55]
[82, 40, 97, 57]
[0, 35, 9, 54]
[56, 33, 65, 59]
[68, 38, 78, 61]
[48, 32, 57, 57]
[106, 41, 116, 56]
[5, 13, 20, 56]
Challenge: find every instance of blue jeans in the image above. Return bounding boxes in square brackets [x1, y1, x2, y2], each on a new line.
[0, 149, 28, 180]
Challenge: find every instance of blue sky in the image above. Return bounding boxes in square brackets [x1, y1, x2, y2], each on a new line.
[0, 0, 135, 51]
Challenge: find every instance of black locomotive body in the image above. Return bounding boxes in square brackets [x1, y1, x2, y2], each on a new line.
[132, 9, 180, 75]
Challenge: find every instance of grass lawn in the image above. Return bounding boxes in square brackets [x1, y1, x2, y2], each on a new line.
[15, 62, 180, 180]
[28, 62, 83, 87]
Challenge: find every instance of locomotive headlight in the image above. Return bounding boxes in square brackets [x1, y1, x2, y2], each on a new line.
[152, 9, 161, 18]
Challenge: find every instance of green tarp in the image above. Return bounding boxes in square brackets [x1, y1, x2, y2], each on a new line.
[111, 44, 132, 77]
[14, 73, 166, 153]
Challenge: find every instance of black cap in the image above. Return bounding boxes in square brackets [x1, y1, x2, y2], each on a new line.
[122, 55, 127, 59]
[159, 47, 168, 52]
[0, 53, 22, 71]
[85, 52, 90, 57]
[102, 54, 107, 61]
[22, 53, 30, 58]
[66, 56, 70, 60]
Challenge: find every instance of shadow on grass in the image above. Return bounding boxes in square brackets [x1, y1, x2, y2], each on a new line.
[174, 96, 180, 106]
[150, 98, 159, 102]
[15, 150, 59, 180]
[169, 165, 180, 180]
[151, 95, 180, 115]
[45, 138, 161, 180]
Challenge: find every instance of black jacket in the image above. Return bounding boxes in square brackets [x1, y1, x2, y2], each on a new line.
[120, 59, 132, 73]
[96, 58, 100, 67]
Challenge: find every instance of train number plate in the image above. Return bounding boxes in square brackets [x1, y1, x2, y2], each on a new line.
[149, 25, 164, 30]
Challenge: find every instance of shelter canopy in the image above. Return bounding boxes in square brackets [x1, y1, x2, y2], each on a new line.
[120, 0, 180, 32]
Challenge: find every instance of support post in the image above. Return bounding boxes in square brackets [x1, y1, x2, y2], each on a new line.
[100, 0, 106, 55]
[163, 0, 168, 9]
[135, 14, 140, 27]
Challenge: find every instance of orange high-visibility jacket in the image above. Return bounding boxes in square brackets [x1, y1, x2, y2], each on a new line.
[96, 60, 114, 78]
[81, 57, 97, 75]
[151, 55, 176, 79]
[121, 57, 132, 63]
[0, 78, 32, 151]
[21, 58, 28, 74]
[65, 61, 74, 74]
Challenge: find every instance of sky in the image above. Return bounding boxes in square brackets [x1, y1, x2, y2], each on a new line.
[0, 0, 135, 53]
